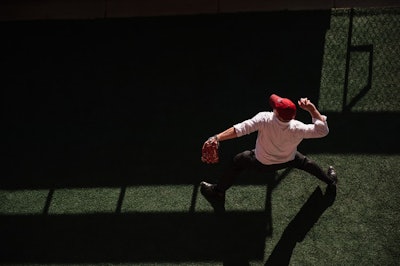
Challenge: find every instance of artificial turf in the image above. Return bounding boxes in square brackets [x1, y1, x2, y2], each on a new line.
[1, 6, 399, 266]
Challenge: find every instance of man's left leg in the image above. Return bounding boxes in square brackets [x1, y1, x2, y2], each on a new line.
[291, 152, 338, 185]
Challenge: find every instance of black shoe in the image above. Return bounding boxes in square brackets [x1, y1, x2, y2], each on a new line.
[200, 181, 225, 201]
[327, 166, 338, 186]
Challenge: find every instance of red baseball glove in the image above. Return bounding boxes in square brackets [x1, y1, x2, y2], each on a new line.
[201, 136, 219, 164]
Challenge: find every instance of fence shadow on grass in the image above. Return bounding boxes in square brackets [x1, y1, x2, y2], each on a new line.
[298, 111, 400, 155]
[0, 211, 269, 264]
[1, 172, 290, 264]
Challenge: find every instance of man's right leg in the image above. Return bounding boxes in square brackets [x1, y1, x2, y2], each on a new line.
[200, 150, 258, 201]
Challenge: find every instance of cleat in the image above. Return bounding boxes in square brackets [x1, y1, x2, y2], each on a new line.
[200, 181, 225, 201]
[327, 166, 338, 186]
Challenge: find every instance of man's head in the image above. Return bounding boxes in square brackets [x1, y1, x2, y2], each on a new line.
[269, 94, 296, 121]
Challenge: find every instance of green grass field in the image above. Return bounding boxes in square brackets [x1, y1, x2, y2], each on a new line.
[1, 7, 399, 266]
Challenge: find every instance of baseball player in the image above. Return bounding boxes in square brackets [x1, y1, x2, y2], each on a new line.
[200, 93, 338, 202]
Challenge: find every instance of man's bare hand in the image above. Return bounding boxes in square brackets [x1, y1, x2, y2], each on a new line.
[298, 97, 316, 112]
[298, 97, 326, 122]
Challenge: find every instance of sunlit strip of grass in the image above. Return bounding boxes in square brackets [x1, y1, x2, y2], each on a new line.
[0, 189, 49, 214]
[0, 185, 271, 215]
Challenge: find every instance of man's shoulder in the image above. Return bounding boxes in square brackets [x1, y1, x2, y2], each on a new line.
[255, 111, 273, 118]
[290, 119, 305, 124]
[252, 111, 274, 122]
[289, 119, 308, 130]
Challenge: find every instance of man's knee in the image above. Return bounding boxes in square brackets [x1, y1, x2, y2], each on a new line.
[295, 154, 312, 169]
[233, 150, 253, 168]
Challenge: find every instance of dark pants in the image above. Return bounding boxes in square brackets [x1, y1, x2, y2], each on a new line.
[216, 150, 334, 191]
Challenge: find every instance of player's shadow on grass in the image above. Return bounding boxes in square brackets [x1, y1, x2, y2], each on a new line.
[265, 185, 336, 266]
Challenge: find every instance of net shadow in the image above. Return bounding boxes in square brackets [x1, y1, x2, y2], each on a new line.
[0, 211, 269, 263]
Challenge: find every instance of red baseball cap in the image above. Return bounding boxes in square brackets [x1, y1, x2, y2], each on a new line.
[269, 94, 296, 121]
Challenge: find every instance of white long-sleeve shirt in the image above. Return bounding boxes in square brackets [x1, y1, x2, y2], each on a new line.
[233, 111, 329, 165]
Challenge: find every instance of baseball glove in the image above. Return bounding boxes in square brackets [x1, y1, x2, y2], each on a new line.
[201, 136, 219, 164]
